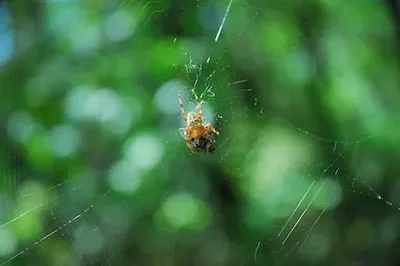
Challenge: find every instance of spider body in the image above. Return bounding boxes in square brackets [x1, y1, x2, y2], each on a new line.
[188, 133, 216, 153]
[178, 89, 219, 153]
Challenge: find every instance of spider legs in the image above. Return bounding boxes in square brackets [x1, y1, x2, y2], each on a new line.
[179, 128, 188, 138]
[204, 123, 220, 135]
[191, 89, 203, 119]
[177, 94, 187, 122]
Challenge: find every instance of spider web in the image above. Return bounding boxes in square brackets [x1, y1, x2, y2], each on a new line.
[1, 0, 400, 265]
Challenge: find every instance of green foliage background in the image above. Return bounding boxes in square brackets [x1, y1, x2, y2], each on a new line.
[0, 0, 400, 265]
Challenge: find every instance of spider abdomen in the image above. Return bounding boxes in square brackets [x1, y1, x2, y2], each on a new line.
[190, 135, 216, 153]
[188, 127, 205, 138]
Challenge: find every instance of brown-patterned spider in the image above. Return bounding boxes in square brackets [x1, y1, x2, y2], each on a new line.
[178, 89, 219, 153]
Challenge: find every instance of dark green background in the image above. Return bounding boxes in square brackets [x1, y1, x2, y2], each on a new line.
[0, 0, 399, 265]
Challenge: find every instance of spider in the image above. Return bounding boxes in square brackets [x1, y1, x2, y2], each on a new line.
[178, 89, 219, 153]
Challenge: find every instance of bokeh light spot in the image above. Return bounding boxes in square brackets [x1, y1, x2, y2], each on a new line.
[0, 228, 17, 257]
[50, 124, 81, 158]
[154, 79, 187, 115]
[123, 134, 164, 170]
[7, 110, 34, 143]
[73, 223, 104, 256]
[161, 193, 210, 231]
[105, 10, 137, 42]
[108, 160, 141, 194]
